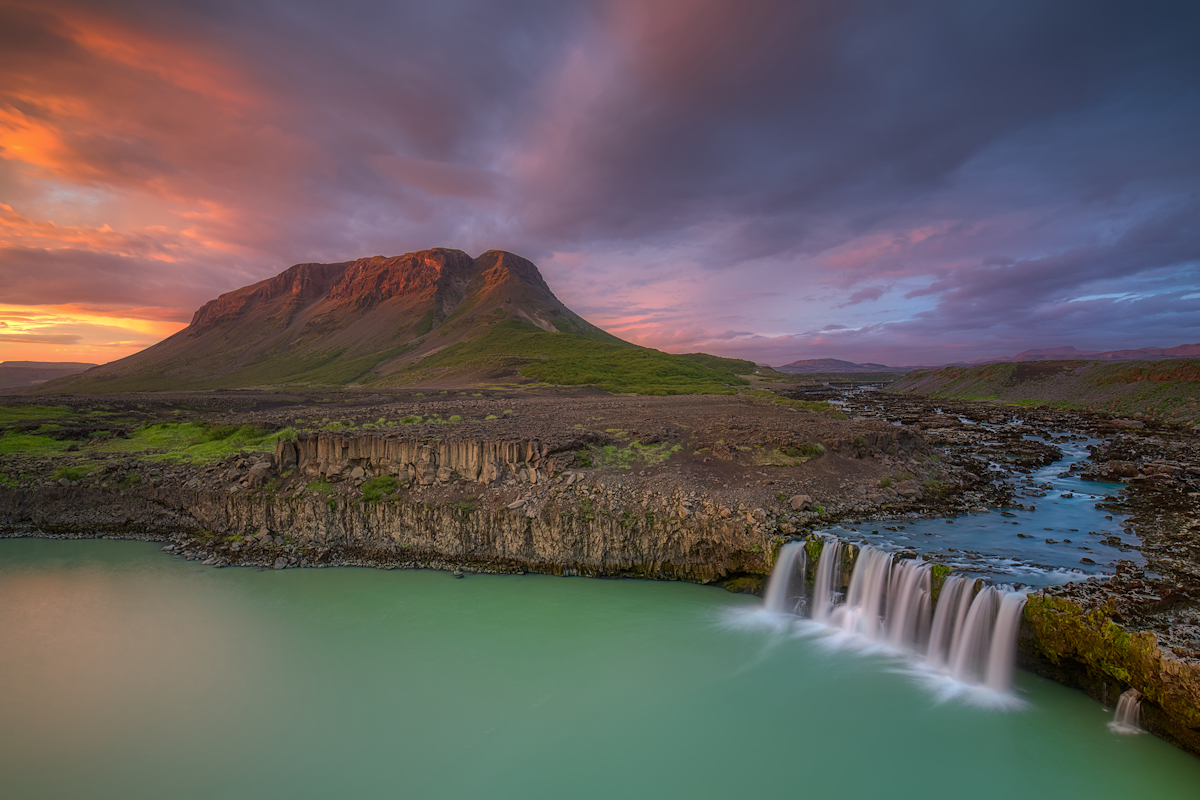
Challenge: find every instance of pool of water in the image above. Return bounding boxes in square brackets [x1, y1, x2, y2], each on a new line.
[1, 539, 1196, 799]
[823, 437, 1142, 587]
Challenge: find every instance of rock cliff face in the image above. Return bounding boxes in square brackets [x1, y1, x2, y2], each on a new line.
[284, 432, 560, 486]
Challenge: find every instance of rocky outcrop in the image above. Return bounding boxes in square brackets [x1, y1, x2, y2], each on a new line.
[0, 477, 775, 583]
[1019, 591, 1200, 755]
[283, 432, 560, 486]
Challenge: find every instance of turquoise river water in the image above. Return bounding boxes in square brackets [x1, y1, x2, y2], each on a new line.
[2, 538, 1199, 799]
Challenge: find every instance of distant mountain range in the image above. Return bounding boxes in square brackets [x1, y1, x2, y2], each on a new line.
[41, 249, 753, 394]
[774, 343, 1200, 373]
[0, 361, 96, 389]
[985, 344, 1200, 362]
[775, 358, 902, 374]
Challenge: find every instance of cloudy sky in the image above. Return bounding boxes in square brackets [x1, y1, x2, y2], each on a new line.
[1, 0, 1198, 366]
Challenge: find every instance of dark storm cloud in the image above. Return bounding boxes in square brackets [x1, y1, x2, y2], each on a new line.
[2, 0, 1198, 363]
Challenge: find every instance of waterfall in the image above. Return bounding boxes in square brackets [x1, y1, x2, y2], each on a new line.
[886, 559, 931, 651]
[927, 575, 966, 669]
[811, 538, 843, 623]
[761, 538, 1027, 693]
[763, 541, 807, 614]
[984, 592, 1027, 691]
[950, 586, 998, 684]
[836, 547, 893, 637]
[1109, 689, 1144, 734]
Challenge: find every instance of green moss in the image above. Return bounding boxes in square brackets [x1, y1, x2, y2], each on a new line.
[753, 443, 824, 466]
[50, 465, 91, 482]
[582, 441, 681, 469]
[930, 564, 952, 601]
[361, 475, 400, 502]
[722, 575, 767, 595]
[306, 481, 334, 496]
[94, 421, 285, 463]
[448, 497, 478, 516]
[1022, 594, 1192, 723]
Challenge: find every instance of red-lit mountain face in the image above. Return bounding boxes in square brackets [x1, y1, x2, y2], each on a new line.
[52, 249, 613, 391]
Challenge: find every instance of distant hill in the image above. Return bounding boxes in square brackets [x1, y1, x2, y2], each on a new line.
[0, 361, 96, 389]
[776, 358, 901, 375]
[964, 343, 1200, 365]
[890, 359, 1200, 426]
[43, 249, 751, 395]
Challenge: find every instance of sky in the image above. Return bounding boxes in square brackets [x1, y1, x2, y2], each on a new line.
[1, 0, 1198, 367]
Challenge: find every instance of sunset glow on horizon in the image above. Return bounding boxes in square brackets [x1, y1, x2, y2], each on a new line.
[2, 0, 1197, 367]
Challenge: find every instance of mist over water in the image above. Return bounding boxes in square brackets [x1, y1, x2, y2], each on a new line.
[2, 539, 1198, 800]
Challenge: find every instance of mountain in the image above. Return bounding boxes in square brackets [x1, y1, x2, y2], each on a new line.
[45, 249, 753, 394]
[775, 358, 901, 375]
[0, 361, 96, 389]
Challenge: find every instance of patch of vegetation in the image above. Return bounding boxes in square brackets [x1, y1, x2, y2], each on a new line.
[0, 405, 76, 425]
[583, 441, 682, 469]
[880, 476, 893, 489]
[0, 431, 79, 455]
[50, 465, 92, 482]
[753, 443, 824, 466]
[743, 389, 834, 413]
[94, 421, 290, 463]
[307, 481, 335, 496]
[361, 475, 400, 502]
[448, 497, 478, 516]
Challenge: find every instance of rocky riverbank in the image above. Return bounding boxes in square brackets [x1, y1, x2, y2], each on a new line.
[843, 389, 1200, 755]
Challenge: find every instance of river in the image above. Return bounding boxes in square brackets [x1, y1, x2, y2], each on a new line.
[2, 538, 1197, 799]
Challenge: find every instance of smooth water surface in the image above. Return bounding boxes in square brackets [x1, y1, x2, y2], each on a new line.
[1, 539, 1197, 800]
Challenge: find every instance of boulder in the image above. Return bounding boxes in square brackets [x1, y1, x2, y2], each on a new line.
[789, 494, 813, 512]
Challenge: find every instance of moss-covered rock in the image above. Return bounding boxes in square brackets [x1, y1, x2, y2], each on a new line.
[1020, 592, 1200, 755]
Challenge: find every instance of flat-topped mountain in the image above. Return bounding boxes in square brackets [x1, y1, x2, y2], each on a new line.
[48, 249, 752, 394]
[776, 358, 900, 375]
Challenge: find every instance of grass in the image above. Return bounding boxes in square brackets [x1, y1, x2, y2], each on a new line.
[0, 432, 78, 455]
[743, 389, 834, 413]
[361, 475, 399, 502]
[581, 441, 683, 469]
[386, 320, 748, 395]
[93, 422, 293, 463]
[753, 443, 824, 466]
[0, 405, 76, 424]
[50, 465, 92, 482]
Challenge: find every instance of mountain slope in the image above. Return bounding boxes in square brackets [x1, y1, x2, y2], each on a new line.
[47, 249, 749, 394]
[889, 359, 1200, 426]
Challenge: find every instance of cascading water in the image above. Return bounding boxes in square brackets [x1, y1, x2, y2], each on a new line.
[763, 538, 1027, 694]
[1109, 688, 1144, 734]
[810, 538, 843, 623]
[763, 541, 807, 615]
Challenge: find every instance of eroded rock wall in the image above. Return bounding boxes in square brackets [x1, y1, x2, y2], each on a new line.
[283, 433, 557, 486]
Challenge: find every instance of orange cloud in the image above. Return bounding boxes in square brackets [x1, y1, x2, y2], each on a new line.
[0, 304, 185, 363]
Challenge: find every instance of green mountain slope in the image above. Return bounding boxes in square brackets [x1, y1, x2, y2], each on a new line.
[890, 359, 1200, 426]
